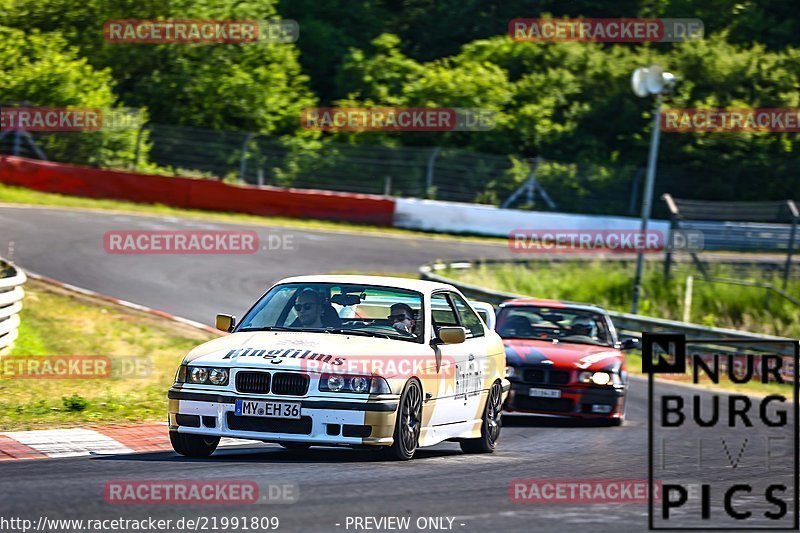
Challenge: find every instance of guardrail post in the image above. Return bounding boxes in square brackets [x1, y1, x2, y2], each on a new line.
[682, 275, 693, 323]
[238, 132, 255, 183]
[425, 147, 440, 197]
[783, 200, 798, 290]
[131, 125, 144, 171]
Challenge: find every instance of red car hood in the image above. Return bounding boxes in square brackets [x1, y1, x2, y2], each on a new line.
[503, 338, 623, 372]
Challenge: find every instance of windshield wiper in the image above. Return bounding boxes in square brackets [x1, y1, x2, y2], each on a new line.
[322, 328, 394, 339]
[238, 326, 297, 332]
[560, 338, 612, 347]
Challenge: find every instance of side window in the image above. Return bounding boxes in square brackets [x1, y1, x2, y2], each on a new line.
[450, 293, 485, 338]
[430, 293, 459, 330]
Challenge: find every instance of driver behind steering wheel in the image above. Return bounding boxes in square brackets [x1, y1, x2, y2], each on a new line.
[388, 303, 416, 335]
[570, 316, 596, 338]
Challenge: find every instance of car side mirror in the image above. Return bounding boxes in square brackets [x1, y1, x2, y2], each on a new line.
[436, 327, 467, 345]
[216, 314, 236, 333]
[619, 338, 639, 350]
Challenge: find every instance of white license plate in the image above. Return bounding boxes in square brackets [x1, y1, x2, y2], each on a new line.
[234, 399, 301, 419]
[528, 388, 561, 398]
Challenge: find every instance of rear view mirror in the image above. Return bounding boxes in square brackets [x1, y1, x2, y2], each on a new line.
[216, 314, 236, 332]
[619, 337, 639, 350]
[330, 293, 362, 306]
[437, 327, 467, 345]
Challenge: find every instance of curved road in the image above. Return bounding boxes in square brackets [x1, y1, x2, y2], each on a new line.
[0, 205, 795, 533]
[0, 205, 517, 324]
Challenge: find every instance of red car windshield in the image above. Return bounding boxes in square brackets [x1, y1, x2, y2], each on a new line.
[496, 306, 613, 347]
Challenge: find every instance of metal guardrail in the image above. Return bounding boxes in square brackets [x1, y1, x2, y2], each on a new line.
[420, 260, 795, 354]
[0, 259, 26, 352]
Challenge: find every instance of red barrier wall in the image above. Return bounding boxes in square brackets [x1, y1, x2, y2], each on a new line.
[0, 156, 395, 225]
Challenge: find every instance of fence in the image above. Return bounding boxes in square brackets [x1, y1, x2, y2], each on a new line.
[2, 107, 799, 217]
[0, 115, 648, 215]
[0, 259, 26, 352]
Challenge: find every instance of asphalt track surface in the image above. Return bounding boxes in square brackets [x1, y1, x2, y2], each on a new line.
[0, 205, 520, 324]
[1, 205, 797, 533]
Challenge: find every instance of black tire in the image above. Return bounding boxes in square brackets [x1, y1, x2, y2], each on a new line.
[608, 398, 626, 426]
[169, 431, 220, 457]
[279, 442, 311, 450]
[382, 379, 423, 461]
[460, 381, 503, 454]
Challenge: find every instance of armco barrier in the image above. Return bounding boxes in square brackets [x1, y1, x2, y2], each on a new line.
[396, 197, 670, 237]
[420, 260, 795, 355]
[0, 156, 395, 225]
[0, 259, 26, 352]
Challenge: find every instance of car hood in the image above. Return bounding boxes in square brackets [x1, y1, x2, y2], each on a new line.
[182, 331, 431, 375]
[503, 338, 622, 372]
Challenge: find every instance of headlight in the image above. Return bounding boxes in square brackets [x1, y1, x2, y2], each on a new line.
[209, 368, 229, 386]
[505, 366, 518, 379]
[319, 373, 381, 394]
[327, 374, 345, 391]
[186, 366, 228, 386]
[579, 371, 613, 386]
[351, 376, 370, 393]
[190, 367, 208, 384]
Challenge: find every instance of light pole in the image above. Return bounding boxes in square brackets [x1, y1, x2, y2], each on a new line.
[630, 66, 675, 314]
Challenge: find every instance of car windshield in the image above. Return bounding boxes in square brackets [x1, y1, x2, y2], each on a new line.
[237, 282, 424, 343]
[496, 306, 613, 347]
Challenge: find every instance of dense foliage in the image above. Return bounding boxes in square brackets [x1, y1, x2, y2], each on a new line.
[1, 0, 798, 212]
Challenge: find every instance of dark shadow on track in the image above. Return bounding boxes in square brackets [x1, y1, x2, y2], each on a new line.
[502, 414, 621, 428]
[92, 445, 466, 464]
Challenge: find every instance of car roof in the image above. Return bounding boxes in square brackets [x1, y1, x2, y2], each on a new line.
[499, 297, 608, 314]
[275, 274, 456, 294]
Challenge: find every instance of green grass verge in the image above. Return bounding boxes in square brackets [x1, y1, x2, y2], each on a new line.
[0, 183, 506, 243]
[1, 279, 215, 430]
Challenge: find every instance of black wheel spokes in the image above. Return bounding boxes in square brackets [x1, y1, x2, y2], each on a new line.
[401, 384, 422, 452]
[486, 385, 502, 443]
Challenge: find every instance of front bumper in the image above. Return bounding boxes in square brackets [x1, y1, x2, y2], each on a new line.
[503, 381, 625, 418]
[168, 388, 399, 446]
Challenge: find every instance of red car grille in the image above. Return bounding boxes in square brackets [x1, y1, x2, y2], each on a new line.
[523, 368, 571, 385]
[516, 397, 574, 413]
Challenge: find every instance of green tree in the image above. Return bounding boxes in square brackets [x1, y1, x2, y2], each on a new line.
[0, 0, 316, 135]
[0, 25, 144, 167]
